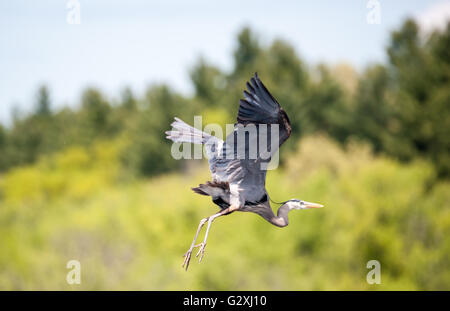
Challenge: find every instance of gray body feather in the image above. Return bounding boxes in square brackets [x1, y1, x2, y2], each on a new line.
[166, 73, 291, 210]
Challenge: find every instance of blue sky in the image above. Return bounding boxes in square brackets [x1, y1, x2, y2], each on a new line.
[0, 0, 448, 124]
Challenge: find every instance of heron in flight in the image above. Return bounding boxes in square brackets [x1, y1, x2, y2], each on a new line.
[166, 73, 323, 270]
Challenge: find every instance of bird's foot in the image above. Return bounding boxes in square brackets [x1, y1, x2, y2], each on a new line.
[182, 243, 205, 271]
[195, 242, 207, 262]
[182, 249, 193, 271]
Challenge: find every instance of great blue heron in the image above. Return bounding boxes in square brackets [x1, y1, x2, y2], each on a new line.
[166, 73, 323, 270]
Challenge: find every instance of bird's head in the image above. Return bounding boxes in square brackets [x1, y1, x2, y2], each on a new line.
[283, 199, 324, 210]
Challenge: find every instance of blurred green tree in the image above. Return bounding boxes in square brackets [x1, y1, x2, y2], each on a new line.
[0, 20, 448, 179]
[300, 65, 351, 143]
[233, 27, 261, 77]
[120, 87, 137, 111]
[190, 57, 226, 108]
[80, 88, 112, 138]
[386, 19, 450, 176]
[121, 85, 193, 176]
[35, 85, 51, 116]
[352, 64, 392, 152]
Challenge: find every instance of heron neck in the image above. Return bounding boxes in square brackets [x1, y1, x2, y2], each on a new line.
[270, 204, 290, 227]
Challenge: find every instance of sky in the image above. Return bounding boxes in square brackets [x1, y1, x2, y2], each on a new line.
[0, 0, 449, 125]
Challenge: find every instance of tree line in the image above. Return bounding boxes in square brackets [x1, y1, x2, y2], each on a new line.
[0, 19, 448, 178]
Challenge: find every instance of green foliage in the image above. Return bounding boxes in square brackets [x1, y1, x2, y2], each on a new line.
[352, 64, 392, 152]
[119, 87, 137, 111]
[0, 136, 448, 290]
[79, 88, 114, 141]
[300, 65, 351, 142]
[35, 86, 51, 117]
[233, 27, 261, 76]
[383, 20, 449, 176]
[120, 84, 193, 176]
[190, 58, 226, 108]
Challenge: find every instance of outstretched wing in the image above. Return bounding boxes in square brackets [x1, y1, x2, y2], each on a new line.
[237, 72, 291, 146]
[210, 73, 292, 203]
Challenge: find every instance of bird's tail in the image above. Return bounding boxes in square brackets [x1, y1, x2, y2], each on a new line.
[165, 117, 213, 145]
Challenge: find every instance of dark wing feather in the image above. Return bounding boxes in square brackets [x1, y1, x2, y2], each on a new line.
[237, 72, 291, 147]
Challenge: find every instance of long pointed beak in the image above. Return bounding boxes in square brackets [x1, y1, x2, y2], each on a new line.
[304, 201, 324, 209]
